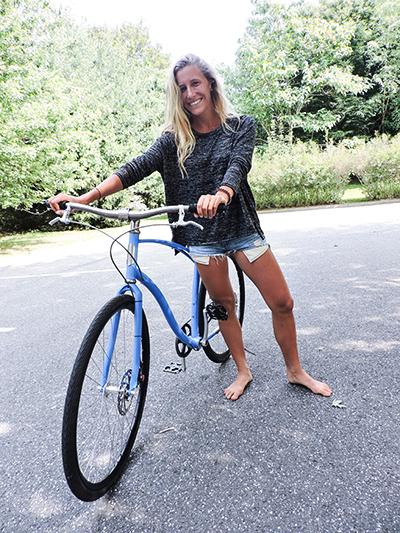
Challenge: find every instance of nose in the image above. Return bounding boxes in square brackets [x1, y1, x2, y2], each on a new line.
[186, 86, 195, 99]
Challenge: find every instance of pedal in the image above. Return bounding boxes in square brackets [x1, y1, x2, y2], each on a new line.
[206, 302, 228, 321]
[175, 321, 192, 358]
[163, 362, 184, 374]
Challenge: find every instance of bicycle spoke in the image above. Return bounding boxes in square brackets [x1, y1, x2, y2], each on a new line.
[96, 332, 119, 377]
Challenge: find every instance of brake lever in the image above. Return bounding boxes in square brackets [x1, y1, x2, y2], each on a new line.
[171, 220, 203, 230]
[48, 204, 72, 226]
[170, 205, 204, 230]
[49, 216, 62, 226]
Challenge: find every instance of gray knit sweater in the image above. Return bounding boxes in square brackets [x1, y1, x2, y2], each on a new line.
[115, 115, 264, 246]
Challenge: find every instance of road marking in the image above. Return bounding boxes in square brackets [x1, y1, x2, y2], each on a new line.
[0, 422, 12, 435]
[0, 268, 115, 280]
[297, 327, 321, 336]
[0, 327, 15, 333]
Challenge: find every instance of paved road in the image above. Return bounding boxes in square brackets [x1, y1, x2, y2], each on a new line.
[1, 202, 399, 532]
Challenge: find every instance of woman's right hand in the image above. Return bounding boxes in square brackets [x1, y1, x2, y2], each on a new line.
[196, 192, 228, 219]
[47, 193, 87, 215]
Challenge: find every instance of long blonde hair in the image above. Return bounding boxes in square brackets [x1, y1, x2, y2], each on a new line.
[164, 54, 237, 176]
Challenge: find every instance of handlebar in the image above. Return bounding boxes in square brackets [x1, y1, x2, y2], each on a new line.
[63, 202, 201, 220]
[46, 201, 226, 228]
[47, 201, 225, 220]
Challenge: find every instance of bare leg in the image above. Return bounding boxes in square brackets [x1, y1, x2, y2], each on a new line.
[234, 248, 332, 397]
[196, 258, 253, 400]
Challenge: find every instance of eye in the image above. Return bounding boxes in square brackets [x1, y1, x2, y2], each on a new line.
[179, 86, 186, 93]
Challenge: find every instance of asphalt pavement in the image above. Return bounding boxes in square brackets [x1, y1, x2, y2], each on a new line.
[0, 201, 399, 532]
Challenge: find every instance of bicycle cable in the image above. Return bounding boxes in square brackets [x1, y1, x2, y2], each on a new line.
[107, 221, 191, 284]
[109, 228, 143, 286]
[64, 221, 178, 295]
[63, 220, 138, 297]
[52, 209, 186, 295]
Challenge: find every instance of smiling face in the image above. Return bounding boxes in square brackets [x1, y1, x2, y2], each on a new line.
[175, 65, 215, 119]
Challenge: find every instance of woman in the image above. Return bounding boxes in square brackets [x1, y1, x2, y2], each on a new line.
[49, 54, 332, 401]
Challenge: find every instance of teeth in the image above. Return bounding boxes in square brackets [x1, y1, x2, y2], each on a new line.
[189, 99, 202, 107]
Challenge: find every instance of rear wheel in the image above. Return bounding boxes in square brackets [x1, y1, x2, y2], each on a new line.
[198, 257, 245, 363]
[62, 294, 150, 501]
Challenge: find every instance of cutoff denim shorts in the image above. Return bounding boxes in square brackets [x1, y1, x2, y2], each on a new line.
[188, 233, 270, 265]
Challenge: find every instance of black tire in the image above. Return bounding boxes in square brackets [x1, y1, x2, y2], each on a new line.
[62, 294, 150, 501]
[198, 257, 245, 363]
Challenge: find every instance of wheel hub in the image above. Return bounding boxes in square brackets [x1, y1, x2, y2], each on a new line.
[117, 369, 135, 415]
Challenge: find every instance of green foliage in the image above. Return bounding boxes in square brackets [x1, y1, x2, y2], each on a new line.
[1, 0, 399, 234]
[225, 0, 400, 143]
[249, 134, 400, 208]
[358, 135, 400, 199]
[249, 141, 348, 208]
[225, 0, 369, 142]
[0, 0, 168, 230]
[134, 173, 165, 209]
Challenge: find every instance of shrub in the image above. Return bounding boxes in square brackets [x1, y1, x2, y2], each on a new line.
[357, 135, 400, 200]
[249, 141, 349, 209]
[249, 134, 400, 208]
[134, 173, 165, 209]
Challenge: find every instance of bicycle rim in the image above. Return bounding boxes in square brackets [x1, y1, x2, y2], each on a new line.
[62, 295, 150, 501]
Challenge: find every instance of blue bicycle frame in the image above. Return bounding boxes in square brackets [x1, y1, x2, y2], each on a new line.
[100, 221, 205, 394]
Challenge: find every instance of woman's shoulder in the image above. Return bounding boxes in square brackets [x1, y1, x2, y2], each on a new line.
[151, 129, 176, 152]
[225, 114, 255, 133]
[157, 129, 175, 144]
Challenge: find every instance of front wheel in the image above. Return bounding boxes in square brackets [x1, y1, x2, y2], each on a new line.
[198, 257, 245, 363]
[62, 294, 150, 501]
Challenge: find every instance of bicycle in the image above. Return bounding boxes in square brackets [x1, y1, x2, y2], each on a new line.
[51, 202, 245, 501]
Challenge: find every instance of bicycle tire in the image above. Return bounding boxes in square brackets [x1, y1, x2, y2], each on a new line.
[198, 257, 245, 364]
[62, 294, 150, 501]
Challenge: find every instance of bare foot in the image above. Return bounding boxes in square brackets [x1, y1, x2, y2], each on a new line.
[287, 368, 332, 397]
[224, 369, 253, 401]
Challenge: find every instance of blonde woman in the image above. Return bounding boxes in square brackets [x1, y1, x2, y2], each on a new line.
[49, 54, 332, 401]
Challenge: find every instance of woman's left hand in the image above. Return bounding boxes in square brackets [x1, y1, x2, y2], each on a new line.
[196, 192, 228, 219]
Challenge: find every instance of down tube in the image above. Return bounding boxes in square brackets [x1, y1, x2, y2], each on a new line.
[132, 270, 200, 349]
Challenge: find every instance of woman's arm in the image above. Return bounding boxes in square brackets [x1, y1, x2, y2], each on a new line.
[219, 115, 256, 194]
[48, 133, 168, 213]
[48, 174, 123, 214]
[196, 117, 255, 219]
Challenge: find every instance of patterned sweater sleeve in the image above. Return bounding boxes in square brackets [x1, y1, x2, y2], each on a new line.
[220, 116, 256, 193]
[114, 134, 166, 189]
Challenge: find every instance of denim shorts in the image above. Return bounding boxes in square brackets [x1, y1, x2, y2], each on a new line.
[188, 233, 270, 265]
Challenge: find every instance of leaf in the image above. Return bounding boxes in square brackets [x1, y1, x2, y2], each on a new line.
[332, 399, 346, 409]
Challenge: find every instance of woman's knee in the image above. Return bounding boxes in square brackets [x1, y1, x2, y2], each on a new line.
[210, 293, 236, 314]
[273, 295, 294, 315]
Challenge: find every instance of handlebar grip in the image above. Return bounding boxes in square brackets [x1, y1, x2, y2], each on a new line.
[44, 200, 68, 210]
[188, 203, 227, 215]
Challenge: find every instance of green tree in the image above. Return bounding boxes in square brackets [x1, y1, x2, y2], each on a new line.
[320, 0, 400, 138]
[226, 0, 400, 143]
[226, 0, 368, 143]
[0, 0, 65, 209]
[0, 0, 168, 230]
